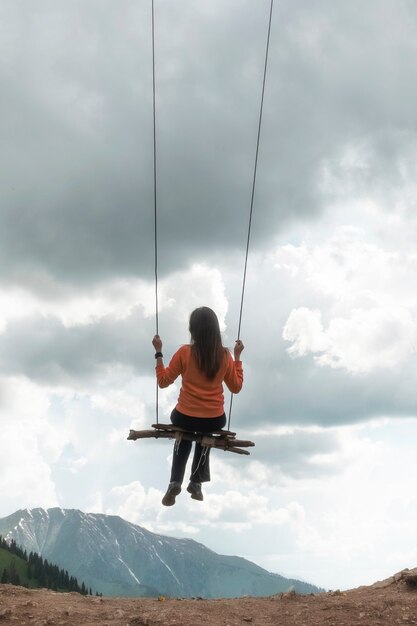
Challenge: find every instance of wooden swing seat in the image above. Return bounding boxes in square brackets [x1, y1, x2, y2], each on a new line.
[127, 423, 255, 455]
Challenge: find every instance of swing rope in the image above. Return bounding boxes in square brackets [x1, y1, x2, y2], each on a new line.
[152, 0, 159, 424]
[151, 0, 274, 432]
[227, 0, 274, 431]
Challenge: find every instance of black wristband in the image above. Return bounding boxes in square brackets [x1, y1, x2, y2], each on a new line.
[154, 352, 163, 359]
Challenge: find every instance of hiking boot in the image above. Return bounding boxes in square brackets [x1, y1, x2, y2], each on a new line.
[187, 481, 203, 501]
[162, 482, 182, 506]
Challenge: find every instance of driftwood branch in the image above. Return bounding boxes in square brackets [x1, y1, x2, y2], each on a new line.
[127, 423, 255, 456]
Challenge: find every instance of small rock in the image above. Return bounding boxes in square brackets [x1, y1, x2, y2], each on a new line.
[0, 608, 13, 618]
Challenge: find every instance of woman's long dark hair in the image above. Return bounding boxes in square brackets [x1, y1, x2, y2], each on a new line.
[189, 307, 225, 379]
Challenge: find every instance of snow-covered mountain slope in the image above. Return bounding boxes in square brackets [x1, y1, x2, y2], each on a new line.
[0, 508, 321, 598]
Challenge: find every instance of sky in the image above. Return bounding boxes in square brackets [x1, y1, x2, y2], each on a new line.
[1, 0, 417, 591]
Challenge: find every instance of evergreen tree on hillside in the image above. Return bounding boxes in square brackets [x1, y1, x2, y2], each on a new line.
[8, 559, 20, 585]
[1, 535, 96, 596]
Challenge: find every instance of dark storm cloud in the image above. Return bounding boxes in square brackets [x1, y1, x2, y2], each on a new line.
[227, 337, 417, 432]
[2, 0, 417, 289]
[246, 351, 417, 427]
[253, 429, 342, 479]
[0, 311, 154, 383]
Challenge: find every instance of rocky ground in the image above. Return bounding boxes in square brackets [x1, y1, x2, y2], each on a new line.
[1, 569, 417, 625]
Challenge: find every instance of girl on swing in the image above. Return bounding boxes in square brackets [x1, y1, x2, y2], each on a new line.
[152, 306, 244, 506]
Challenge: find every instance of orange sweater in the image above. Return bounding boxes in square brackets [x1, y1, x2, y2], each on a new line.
[156, 344, 243, 418]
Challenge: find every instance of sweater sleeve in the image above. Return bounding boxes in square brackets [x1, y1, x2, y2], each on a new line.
[155, 348, 183, 388]
[224, 352, 243, 394]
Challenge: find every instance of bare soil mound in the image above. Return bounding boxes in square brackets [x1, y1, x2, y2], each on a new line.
[1, 568, 417, 625]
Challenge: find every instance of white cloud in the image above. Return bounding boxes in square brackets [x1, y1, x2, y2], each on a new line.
[106, 481, 162, 521]
[91, 388, 146, 420]
[159, 263, 229, 334]
[0, 278, 155, 331]
[283, 307, 328, 357]
[284, 305, 417, 373]
[67, 456, 88, 474]
[86, 491, 104, 514]
[199, 490, 305, 530]
[0, 376, 63, 515]
[277, 215, 417, 374]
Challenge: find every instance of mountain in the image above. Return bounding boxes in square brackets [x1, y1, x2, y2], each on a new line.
[0, 508, 322, 598]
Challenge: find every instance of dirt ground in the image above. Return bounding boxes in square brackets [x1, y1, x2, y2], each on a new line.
[1, 569, 417, 625]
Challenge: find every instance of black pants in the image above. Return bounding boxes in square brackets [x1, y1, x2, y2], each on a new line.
[169, 408, 226, 484]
